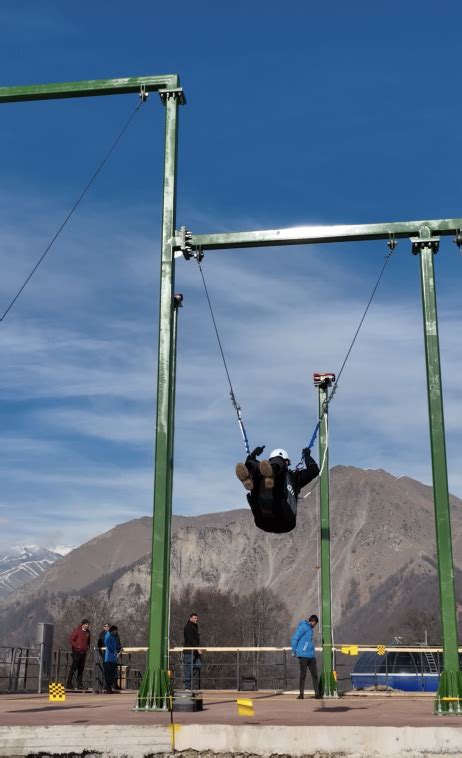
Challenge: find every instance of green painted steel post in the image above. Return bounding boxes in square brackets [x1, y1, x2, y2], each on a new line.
[412, 232, 462, 715]
[163, 294, 182, 667]
[136, 89, 182, 710]
[317, 376, 338, 699]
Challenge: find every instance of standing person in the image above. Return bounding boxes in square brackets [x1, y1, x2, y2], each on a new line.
[97, 623, 110, 658]
[103, 625, 121, 694]
[291, 614, 321, 699]
[66, 619, 90, 690]
[183, 613, 202, 690]
[235, 446, 319, 533]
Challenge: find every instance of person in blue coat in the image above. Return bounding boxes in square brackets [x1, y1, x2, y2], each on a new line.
[103, 625, 121, 694]
[291, 614, 320, 699]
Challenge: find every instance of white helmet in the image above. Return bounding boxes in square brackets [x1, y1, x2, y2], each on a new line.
[269, 448, 290, 463]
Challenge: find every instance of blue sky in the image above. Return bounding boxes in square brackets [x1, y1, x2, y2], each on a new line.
[1, 1, 462, 549]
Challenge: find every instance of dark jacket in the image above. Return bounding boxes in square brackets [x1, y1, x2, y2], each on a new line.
[245, 449, 320, 534]
[184, 620, 200, 654]
[97, 630, 108, 652]
[289, 452, 320, 496]
[69, 625, 90, 653]
[246, 449, 319, 498]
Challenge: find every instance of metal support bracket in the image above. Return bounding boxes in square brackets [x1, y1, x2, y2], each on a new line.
[159, 88, 186, 105]
[139, 85, 149, 103]
[454, 230, 462, 252]
[178, 226, 204, 261]
[411, 228, 440, 255]
[313, 372, 336, 388]
[173, 293, 183, 308]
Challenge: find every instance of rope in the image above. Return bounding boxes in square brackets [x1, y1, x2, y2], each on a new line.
[196, 257, 250, 455]
[305, 244, 396, 451]
[0, 94, 147, 322]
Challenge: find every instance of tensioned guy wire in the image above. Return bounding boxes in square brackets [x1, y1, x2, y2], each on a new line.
[306, 244, 396, 452]
[0, 95, 147, 322]
[196, 256, 251, 455]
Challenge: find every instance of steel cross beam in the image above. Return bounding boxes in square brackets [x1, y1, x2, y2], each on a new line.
[0, 75, 184, 103]
[173, 217, 462, 254]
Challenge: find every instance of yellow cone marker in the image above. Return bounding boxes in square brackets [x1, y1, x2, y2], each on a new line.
[237, 698, 254, 717]
[48, 683, 66, 702]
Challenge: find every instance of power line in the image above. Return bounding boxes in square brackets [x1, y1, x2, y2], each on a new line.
[0, 95, 147, 322]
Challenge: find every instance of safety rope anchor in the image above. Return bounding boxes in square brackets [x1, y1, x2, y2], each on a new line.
[139, 86, 149, 103]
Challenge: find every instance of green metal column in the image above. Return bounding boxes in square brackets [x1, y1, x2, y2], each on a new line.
[163, 294, 182, 666]
[136, 90, 181, 710]
[317, 377, 338, 698]
[412, 231, 462, 714]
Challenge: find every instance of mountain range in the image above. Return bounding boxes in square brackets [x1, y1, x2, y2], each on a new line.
[1, 465, 461, 647]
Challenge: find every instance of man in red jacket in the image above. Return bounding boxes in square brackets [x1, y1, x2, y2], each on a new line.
[66, 619, 90, 690]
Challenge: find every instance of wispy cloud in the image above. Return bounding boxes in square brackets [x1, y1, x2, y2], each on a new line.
[0, 190, 461, 549]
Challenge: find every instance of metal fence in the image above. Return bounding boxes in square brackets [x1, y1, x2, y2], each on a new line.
[0, 644, 450, 694]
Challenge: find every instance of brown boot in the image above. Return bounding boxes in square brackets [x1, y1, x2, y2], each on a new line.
[259, 460, 274, 489]
[235, 463, 253, 490]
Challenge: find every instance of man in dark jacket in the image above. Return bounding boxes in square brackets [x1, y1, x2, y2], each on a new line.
[183, 613, 202, 690]
[66, 619, 90, 690]
[235, 446, 320, 533]
[97, 623, 110, 658]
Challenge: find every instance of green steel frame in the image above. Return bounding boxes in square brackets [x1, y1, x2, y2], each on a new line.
[316, 377, 338, 699]
[0, 75, 184, 711]
[177, 220, 461, 712]
[2, 74, 460, 714]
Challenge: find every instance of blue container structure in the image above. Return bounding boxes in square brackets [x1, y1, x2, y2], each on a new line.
[350, 650, 444, 692]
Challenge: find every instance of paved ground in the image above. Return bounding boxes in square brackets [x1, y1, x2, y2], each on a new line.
[1, 690, 461, 728]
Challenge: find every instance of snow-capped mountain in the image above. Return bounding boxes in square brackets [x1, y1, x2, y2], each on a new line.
[0, 545, 70, 599]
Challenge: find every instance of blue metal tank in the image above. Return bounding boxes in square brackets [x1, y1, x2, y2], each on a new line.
[350, 650, 441, 692]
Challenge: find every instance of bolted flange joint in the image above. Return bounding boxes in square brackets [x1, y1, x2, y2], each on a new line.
[178, 226, 204, 262]
[410, 236, 440, 255]
[159, 88, 186, 105]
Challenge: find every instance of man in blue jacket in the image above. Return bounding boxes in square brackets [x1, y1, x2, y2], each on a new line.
[291, 614, 320, 699]
[103, 625, 121, 694]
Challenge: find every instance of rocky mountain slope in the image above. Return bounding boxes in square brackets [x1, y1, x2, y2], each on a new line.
[1, 466, 461, 645]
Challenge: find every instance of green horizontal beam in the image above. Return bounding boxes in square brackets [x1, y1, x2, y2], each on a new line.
[173, 217, 462, 253]
[0, 75, 180, 103]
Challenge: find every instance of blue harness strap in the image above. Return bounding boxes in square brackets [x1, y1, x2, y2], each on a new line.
[307, 420, 321, 451]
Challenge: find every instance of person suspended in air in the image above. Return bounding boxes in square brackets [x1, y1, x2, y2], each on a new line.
[235, 446, 320, 533]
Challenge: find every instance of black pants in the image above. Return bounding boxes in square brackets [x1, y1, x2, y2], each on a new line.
[246, 459, 297, 533]
[298, 656, 320, 697]
[66, 651, 87, 688]
[103, 661, 118, 692]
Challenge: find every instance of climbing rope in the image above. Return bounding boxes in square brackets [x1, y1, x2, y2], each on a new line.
[305, 239, 397, 454]
[196, 256, 251, 455]
[0, 90, 148, 322]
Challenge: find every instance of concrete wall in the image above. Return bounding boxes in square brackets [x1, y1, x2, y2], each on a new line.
[1, 724, 462, 757]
